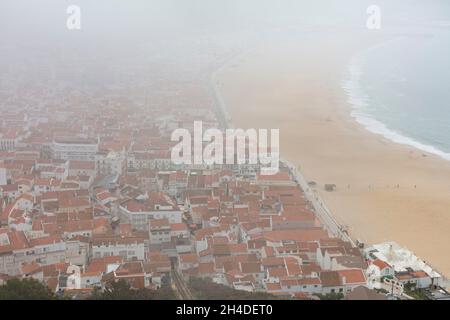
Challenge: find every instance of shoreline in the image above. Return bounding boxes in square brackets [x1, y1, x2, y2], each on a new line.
[212, 29, 450, 278]
[343, 40, 450, 162]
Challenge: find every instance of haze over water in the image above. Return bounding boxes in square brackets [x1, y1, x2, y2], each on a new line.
[345, 22, 450, 160]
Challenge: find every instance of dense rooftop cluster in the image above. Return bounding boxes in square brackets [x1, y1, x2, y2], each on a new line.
[0, 82, 446, 300]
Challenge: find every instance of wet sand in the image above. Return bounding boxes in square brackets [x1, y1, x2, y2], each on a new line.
[215, 30, 450, 277]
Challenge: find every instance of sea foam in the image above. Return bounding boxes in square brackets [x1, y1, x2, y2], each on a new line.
[342, 45, 450, 161]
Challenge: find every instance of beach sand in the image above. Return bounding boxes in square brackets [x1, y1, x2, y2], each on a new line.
[215, 30, 450, 277]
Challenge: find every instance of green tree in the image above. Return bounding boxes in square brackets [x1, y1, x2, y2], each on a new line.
[314, 292, 344, 300]
[90, 280, 135, 300]
[0, 278, 56, 300]
[90, 279, 175, 300]
[188, 277, 277, 300]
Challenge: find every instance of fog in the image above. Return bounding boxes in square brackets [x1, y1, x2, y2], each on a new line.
[1, 0, 449, 90]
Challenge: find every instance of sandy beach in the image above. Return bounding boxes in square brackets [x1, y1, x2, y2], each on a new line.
[215, 29, 450, 277]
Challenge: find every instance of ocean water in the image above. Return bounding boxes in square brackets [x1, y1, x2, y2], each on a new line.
[343, 26, 450, 160]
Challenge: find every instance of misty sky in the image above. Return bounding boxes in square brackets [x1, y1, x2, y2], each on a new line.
[1, 0, 449, 89]
[2, 0, 449, 44]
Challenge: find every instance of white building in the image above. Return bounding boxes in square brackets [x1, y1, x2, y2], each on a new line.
[66, 265, 103, 290]
[127, 152, 172, 171]
[149, 219, 172, 245]
[51, 138, 99, 161]
[91, 236, 146, 261]
[0, 136, 17, 151]
[0, 167, 7, 185]
[0, 232, 66, 276]
[364, 242, 447, 288]
[29, 236, 67, 266]
[65, 238, 90, 266]
[118, 195, 183, 231]
[68, 160, 96, 177]
[96, 151, 126, 176]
